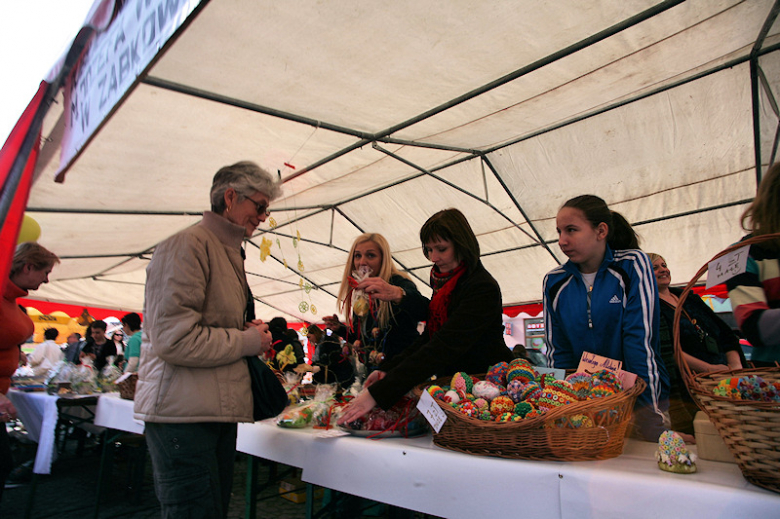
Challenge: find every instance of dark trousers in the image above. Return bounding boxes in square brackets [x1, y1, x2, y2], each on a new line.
[0, 424, 12, 502]
[145, 422, 237, 519]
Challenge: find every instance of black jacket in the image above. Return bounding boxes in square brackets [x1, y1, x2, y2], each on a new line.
[369, 261, 513, 409]
[349, 274, 429, 362]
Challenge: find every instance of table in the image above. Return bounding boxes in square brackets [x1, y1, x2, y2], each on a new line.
[92, 393, 147, 519]
[236, 421, 780, 519]
[93, 392, 144, 434]
[7, 389, 100, 474]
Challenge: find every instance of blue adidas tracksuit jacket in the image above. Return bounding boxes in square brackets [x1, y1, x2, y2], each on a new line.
[543, 246, 669, 440]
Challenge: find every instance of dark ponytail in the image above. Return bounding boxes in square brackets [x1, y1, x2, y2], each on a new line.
[562, 195, 639, 251]
[609, 211, 639, 250]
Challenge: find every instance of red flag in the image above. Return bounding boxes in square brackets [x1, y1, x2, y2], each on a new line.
[0, 81, 48, 295]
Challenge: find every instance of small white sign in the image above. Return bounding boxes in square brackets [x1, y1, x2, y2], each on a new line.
[707, 246, 750, 288]
[416, 389, 447, 433]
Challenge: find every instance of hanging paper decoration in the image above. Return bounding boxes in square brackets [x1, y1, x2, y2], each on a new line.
[259, 237, 273, 262]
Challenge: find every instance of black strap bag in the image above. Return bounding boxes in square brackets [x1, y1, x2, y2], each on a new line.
[246, 355, 288, 421]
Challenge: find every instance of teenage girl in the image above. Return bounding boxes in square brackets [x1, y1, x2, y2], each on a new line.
[543, 195, 669, 441]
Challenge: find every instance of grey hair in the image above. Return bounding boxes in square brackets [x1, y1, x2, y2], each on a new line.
[210, 161, 282, 213]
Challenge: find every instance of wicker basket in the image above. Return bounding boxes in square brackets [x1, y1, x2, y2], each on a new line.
[414, 373, 646, 461]
[117, 373, 138, 400]
[673, 233, 780, 494]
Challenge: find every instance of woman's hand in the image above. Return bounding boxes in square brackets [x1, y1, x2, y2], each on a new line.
[0, 394, 17, 422]
[246, 319, 273, 354]
[726, 350, 743, 370]
[357, 278, 404, 303]
[364, 370, 386, 388]
[337, 389, 377, 425]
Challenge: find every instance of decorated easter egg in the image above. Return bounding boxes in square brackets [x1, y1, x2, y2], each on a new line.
[490, 395, 515, 416]
[565, 372, 592, 400]
[457, 400, 479, 418]
[426, 385, 446, 400]
[486, 361, 510, 386]
[443, 390, 461, 404]
[513, 401, 534, 418]
[473, 380, 502, 400]
[473, 397, 490, 414]
[507, 358, 537, 384]
[451, 372, 474, 394]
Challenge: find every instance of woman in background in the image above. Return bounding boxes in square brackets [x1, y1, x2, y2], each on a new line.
[1, 242, 59, 501]
[336, 233, 428, 363]
[543, 195, 669, 441]
[339, 208, 513, 424]
[649, 253, 742, 435]
[726, 163, 780, 365]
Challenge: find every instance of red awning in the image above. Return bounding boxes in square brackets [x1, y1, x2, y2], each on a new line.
[18, 297, 139, 321]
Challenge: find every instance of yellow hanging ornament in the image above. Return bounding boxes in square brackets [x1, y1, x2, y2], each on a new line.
[259, 237, 273, 262]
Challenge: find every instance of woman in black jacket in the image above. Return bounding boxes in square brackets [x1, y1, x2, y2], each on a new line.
[338, 208, 513, 423]
[649, 253, 742, 435]
[336, 233, 429, 364]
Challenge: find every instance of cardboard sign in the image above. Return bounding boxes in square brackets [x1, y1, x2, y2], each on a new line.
[417, 389, 447, 433]
[577, 352, 622, 374]
[707, 246, 749, 288]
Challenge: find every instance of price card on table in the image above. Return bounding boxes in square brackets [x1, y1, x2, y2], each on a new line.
[417, 389, 447, 433]
[706, 245, 749, 288]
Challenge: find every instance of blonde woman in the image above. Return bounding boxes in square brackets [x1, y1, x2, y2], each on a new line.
[336, 233, 428, 363]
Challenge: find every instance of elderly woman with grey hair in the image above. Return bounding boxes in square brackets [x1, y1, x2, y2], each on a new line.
[134, 161, 281, 518]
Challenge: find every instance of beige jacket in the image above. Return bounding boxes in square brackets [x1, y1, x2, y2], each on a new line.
[134, 212, 263, 423]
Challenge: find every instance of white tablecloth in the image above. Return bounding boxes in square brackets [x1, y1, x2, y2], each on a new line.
[7, 390, 99, 474]
[236, 421, 780, 519]
[93, 393, 145, 435]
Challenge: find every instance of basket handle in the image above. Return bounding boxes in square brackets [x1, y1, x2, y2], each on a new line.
[672, 232, 780, 398]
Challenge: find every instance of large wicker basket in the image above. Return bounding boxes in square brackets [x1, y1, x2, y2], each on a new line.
[415, 373, 646, 461]
[673, 233, 780, 494]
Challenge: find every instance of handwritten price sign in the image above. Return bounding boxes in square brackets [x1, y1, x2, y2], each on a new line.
[707, 246, 749, 288]
[417, 390, 447, 433]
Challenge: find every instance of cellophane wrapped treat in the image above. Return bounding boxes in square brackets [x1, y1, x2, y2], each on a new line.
[277, 383, 338, 429]
[283, 371, 303, 404]
[351, 265, 372, 317]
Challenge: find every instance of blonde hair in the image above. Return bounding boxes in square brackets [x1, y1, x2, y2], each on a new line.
[10, 242, 59, 278]
[646, 253, 664, 264]
[337, 233, 410, 329]
[742, 163, 780, 245]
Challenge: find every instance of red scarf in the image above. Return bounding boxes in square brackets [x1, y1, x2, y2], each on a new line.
[427, 262, 466, 337]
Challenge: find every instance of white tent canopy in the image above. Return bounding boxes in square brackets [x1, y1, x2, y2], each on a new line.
[21, 0, 780, 322]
